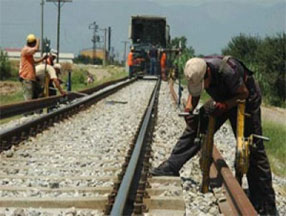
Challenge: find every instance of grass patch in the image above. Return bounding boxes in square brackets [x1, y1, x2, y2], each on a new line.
[262, 120, 286, 177]
[64, 67, 127, 92]
[0, 66, 127, 106]
[0, 91, 24, 105]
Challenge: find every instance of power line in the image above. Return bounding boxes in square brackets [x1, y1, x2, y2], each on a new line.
[89, 21, 99, 64]
[40, 0, 45, 57]
[46, 0, 72, 63]
[100, 28, 107, 66]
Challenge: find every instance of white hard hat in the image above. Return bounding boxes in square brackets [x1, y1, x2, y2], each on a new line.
[50, 49, 58, 57]
[54, 63, 61, 70]
[184, 57, 207, 96]
[51, 53, 57, 58]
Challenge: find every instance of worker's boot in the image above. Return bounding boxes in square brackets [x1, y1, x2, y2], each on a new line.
[257, 203, 278, 216]
[150, 161, 180, 177]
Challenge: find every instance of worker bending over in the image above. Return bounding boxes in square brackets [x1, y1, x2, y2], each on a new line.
[35, 63, 66, 97]
[151, 56, 277, 215]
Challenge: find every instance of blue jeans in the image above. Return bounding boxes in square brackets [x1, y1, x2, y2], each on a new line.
[129, 66, 133, 78]
[150, 58, 157, 75]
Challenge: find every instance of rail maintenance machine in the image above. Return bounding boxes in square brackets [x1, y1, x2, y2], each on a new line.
[128, 15, 170, 75]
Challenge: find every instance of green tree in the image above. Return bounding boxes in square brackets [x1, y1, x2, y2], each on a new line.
[0, 49, 12, 80]
[222, 33, 261, 64]
[256, 33, 286, 106]
[169, 36, 195, 77]
[222, 33, 286, 107]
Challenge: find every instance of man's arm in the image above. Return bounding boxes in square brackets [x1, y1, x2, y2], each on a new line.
[35, 55, 48, 64]
[34, 39, 48, 63]
[186, 94, 200, 111]
[52, 78, 66, 96]
[224, 83, 249, 110]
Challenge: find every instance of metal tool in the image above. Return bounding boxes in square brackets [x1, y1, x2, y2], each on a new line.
[235, 101, 269, 185]
[200, 115, 216, 193]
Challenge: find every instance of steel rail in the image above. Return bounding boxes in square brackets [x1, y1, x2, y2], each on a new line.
[168, 83, 257, 216]
[0, 78, 135, 152]
[0, 77, 128, 119]
[211, 147, 257, 215]
[110, 78, 160, 216]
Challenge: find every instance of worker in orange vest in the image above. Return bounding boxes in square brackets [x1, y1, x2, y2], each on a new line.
[127, 47, 134, 78]
[19, 34, 48, 101]
[160, 50, 167, 81]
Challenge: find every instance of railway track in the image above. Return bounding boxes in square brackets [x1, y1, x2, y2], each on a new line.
[0, 77, 128, 120]
[0, 77, 159, 215]
[0, 77, 134, 150]
[0, 77, 259, 215]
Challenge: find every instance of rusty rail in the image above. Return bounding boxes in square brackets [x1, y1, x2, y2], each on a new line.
[0, 77, 128, 119]
[169, 82, 257, 216]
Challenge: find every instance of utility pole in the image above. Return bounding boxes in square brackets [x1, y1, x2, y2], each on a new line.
[108, 27, 111, 61]
[89, 22, 98, 65]
[100, 28, 107, 67]
[47, 0, 72, 63]
[40, 0, 44, 57]
[121, 41, 129, 65]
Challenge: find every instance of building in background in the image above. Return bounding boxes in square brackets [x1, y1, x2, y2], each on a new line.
[80, 48, 108, 60]
[4, 48, 74, 63]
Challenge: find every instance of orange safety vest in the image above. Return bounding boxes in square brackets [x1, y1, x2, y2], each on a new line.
[127, 52, 134, 66]
[160, 53, 166, 68]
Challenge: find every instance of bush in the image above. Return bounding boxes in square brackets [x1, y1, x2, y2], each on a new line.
[0, 49, 12, 80]
[72, 68, 86, 84]
[222, 33, 262, 65]
[255, 33, 286, 106]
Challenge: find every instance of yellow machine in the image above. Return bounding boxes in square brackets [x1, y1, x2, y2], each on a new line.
[235, 101, 249, 184]
[235, 100, 269, 185]
[200, 115, 216, 193]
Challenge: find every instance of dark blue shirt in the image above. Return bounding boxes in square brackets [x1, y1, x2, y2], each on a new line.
[149, 48, 158, 58]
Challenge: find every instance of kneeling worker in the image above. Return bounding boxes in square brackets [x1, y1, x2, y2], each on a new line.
[35, 63, 66, 97]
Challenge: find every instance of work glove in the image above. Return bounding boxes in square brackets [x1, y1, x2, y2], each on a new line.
[184, 107, 196, 128]
[203, 100, 228, 116]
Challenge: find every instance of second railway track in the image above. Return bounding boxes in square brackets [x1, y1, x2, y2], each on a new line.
[0, 78, 158, 215]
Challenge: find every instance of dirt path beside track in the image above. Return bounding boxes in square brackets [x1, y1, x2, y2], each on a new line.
[262, 106, 286, 126]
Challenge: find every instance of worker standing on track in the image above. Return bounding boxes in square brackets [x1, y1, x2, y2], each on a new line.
[19, 34, 47, 101]
[35, 63, 66, 98]
[127, 47, 134, 78]
[160, 50, 167, 81]
[148, 44, 158, 75]
[151, 56, 277, 215]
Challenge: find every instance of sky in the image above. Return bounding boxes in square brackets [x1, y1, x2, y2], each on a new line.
[0, 0, 285, 60]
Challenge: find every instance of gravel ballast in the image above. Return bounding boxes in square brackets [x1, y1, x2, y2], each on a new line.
[0, 80, 156, 215]
[151, 81, 286, 215]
